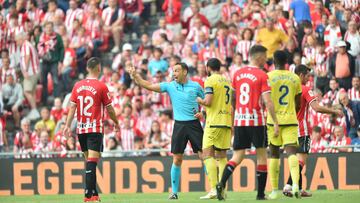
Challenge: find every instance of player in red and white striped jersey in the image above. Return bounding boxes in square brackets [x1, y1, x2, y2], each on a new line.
[64, 57, 119, 202]
[217, 45, 279, 201]
[284, 65, 343, 197]
[347, 77, 360, 101]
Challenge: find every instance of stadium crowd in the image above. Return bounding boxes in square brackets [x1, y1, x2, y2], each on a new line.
[0, 0, 359, 158]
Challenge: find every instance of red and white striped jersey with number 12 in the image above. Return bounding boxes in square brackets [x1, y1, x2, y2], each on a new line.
[232, 66, 271, 126]
[70, 78, 112, 134]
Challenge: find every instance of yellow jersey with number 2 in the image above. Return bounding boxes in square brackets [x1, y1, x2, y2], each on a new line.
[204, 73, 232, 128]
[266, 70, 302, 125]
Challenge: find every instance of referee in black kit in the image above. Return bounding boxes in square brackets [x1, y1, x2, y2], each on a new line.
[126, 61, 205, 200]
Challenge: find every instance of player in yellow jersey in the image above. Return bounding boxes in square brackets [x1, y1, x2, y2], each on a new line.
[267, 50, 302, 199]
[196, 58, 232, 199]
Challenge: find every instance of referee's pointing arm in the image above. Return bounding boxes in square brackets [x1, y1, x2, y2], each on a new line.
[126, 63, 161, 92]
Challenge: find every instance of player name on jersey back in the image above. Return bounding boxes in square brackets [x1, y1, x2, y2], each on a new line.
[233, 66, 271, 127]
[70, 79, 112, 134]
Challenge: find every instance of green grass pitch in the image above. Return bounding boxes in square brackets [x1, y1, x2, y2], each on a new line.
[1, 190, 359, 203]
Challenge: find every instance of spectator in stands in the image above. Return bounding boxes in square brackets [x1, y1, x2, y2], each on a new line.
[200, 0, 223, 27]
[162, 0, 182, 36]
[120, 0, 144, 40]
[119, 117, 139, 154]
[339, 91, 360, 139]
[103, 136, 122, 157]
[352, 126, 360, 152]
[50, 97, 64, 123]
[102, 0, 125, 53]
[145, 120, 170, 156]
[35, 107, 56, 139]
[152, 18, 174, 46]
[324, 15, 342, 49]
[329, 40, 355, 90]
[0, 57, 17, 84]
[148, 48, 169, 76]
[256, 17, 288, 64]
[34, 130, 54, 158]
[0, 100, 7, 152]
[323, 78, 340, 106]
[289, 0, 311, 24]
[37, 21, 64, 104]
[1, 74, 24, 128]
[348, 77, 360, 101]
[14, 118, 35, 158]
[60, 37, 76, 93]
[15, 32, 40, 121]
[186, 3, 210, 30]
[310, 126, 329, 153]
[328, 126, 352, 153]
[43, 0, 65, 24]
[344, 20, 360, 58]
[65, 0, 84, 35]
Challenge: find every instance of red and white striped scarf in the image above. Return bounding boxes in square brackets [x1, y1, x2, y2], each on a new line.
[37, 32, 57, 57]
[324, 25, 342, 48]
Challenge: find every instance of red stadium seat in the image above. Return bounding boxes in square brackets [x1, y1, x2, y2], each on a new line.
[98, 36, 110, 52]
[47, 74, 53, 95]
[36, 84, 43, 105]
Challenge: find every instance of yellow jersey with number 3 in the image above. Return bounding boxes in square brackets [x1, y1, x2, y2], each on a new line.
[266, 70, 302, 125]
[204, 74, 232, 128]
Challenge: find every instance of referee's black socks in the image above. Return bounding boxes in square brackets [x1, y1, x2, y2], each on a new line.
[256, 165, 267, 198]
[219, 161, 237, 187]
[85, 158, 98, 198]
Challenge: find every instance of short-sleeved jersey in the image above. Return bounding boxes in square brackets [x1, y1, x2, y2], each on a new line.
[267, 70, 302, 125]
[70, 78, 112, 134]
[160, 80, 204, 121]
[204, 74, 232, 128]
[232, 66, 271, 126]
[298, 85, 317, 137]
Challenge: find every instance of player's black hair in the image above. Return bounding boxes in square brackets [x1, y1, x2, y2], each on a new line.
[273, 50, 288, 69]
[206, 58, 221, 72]
[87, 57, 101, 70]
[295, 64, 310, 76]
[153, 47, 163, 55]
[175, 62, 189, 73]
[249, 45, 267, 58]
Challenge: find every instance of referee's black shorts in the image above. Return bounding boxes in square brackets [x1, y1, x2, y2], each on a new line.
[171, 120, 203, 154]
[78, 133, 104, 152]
[233, 126, 268, 150]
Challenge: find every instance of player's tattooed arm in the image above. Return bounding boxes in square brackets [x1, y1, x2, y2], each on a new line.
[126, 64, 161, 92]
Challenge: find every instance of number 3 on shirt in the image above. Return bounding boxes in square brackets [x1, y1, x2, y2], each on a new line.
[224, 85, 230, 104]
[279, 85, 289, 105]
[78, 96, 94, 116]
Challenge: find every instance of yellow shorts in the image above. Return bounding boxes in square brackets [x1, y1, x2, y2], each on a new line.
[267, 125, 299, 147]
[203, 127, 231, 150]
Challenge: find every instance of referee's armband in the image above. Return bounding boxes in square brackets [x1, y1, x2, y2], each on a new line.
[205, 87, 214, 94]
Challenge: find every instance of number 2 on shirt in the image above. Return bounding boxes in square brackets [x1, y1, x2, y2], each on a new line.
[279, 85, 289, 105]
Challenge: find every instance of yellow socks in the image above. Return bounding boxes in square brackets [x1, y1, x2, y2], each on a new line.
[288, 155, 300, 186]
[269, 158, 280, 191]
[204, 157, 218, 190]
